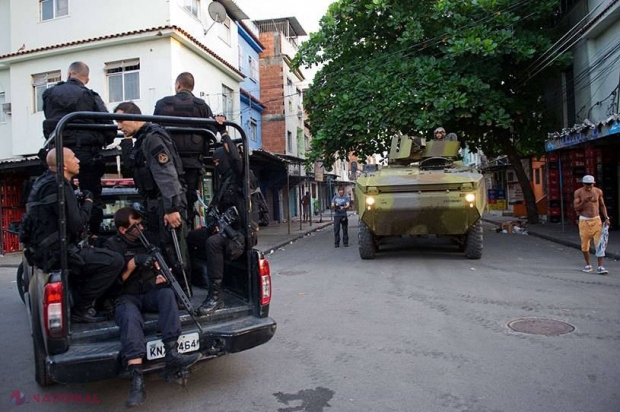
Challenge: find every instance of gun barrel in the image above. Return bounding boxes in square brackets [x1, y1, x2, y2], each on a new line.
[132, 225, 204, 334]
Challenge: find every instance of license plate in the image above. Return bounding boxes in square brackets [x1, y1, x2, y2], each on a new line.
[146, 333, 200, 360]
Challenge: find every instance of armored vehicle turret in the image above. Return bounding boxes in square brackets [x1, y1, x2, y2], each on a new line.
[355, 134, 486, 259]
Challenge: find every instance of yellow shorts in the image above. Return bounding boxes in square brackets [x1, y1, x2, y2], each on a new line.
[579, 218, 602, 252]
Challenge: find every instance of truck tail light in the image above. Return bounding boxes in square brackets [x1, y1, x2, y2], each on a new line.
[44, 282, 65, 339]
[258, 256, 271, 306]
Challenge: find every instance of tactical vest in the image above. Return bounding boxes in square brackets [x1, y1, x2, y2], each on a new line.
[133, 123, 186, 199]
[157, 94, 211, 161]
[42, 80, 107, 148]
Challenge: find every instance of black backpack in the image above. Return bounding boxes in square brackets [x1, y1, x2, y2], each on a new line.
[19, 174, 60, 269]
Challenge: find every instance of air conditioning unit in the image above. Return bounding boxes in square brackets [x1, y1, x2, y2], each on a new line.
[1, 103, 11, 115]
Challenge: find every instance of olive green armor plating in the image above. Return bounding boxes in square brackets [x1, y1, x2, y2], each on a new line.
[355, 135, 486, 259]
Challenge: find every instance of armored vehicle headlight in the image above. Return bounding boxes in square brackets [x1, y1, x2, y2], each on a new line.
[366, 197, 376, 206]
[465, 193, 475, 203]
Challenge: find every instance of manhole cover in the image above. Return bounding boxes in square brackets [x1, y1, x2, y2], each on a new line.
[508, 318, 574, 336]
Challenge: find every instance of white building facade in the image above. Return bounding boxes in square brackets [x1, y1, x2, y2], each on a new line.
[0, 0, 248, 159]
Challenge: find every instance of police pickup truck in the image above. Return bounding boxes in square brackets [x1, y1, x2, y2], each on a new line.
[20, 112, 276, 387]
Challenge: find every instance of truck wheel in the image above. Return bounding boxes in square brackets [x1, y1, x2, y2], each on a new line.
[32, 313, 54, 386]
[358, 221, 376, 260]
[17, 263, 26, 304]
[464, 220, 483, 259]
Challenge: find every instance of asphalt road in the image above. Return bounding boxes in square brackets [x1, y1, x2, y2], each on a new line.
[1, 216, 619, 411]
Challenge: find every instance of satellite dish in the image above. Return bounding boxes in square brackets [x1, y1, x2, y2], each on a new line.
[208, 1, 227, 23]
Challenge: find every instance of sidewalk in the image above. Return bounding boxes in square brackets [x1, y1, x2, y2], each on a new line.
[0, 213, 335, 267]
[482, 213, 620, 261]
[255, 213, 334, 254]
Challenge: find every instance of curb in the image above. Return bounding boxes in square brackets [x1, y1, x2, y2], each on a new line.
[482, 218, 620, 261]
[260, 222, 333, 254]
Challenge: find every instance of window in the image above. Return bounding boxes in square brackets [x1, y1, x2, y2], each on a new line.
[32, 71, 61, 112]
[287, 131, 292, 152]
[0, 93, 5, 123]
[535, 168, 541, 185]
[286, 78, 294, 96]
[238, 46, 244, 71]
[249, 118, 257, 142]
[40, 0, 68, 21]
[222, 85, 233, 120]
[248, 56, 259, 81]
[105, 59, 140, 102]
[219, 17, 231, 45]
[182, 0, 200, 18]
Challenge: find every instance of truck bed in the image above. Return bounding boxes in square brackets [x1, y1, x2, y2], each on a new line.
[70, 287, 252, 343]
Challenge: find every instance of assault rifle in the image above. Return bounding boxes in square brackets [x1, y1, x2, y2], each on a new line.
[131, 224, 204, 334]
[205, 206, 241, 241]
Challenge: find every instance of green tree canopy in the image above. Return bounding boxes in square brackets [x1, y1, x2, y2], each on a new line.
[295, 0, 569, 166]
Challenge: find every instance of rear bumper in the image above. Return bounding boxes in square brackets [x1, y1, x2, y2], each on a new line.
[48, 316, 277, 384]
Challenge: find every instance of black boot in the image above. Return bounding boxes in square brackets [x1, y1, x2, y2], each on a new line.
[163, 339, 201, 370]
[125, 364, 146, 408]
[197, 284, 224, 316]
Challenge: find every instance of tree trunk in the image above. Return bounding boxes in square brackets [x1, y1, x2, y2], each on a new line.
[502, 142, 540, 224]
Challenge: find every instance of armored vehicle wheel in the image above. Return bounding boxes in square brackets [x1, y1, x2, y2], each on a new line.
[358, 221, 376, 259]
[464, 220, 483, 259]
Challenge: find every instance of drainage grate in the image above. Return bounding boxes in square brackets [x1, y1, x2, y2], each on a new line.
[508, 318, 574, 336]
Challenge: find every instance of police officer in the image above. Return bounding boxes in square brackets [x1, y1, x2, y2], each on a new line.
[114, 101, 191, 295]
[154, 72, 216, 228]
[42, 61, 116, 235]
[104, 207, 200, 408]
[187, 119, 245, 315]
[331, 186, 351, 248]
[22, 147, 123, 322]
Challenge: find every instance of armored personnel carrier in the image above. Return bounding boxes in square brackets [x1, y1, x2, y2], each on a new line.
[355, 135, 486, 259]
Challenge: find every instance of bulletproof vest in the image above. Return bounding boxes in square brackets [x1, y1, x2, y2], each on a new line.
[133, 123, 186, 199]
[19, 172, 60, 268]
[42, 79, 106, 148]
[157, 94, 211, 161]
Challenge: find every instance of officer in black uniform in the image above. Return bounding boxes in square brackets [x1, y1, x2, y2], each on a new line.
[22, 147, 123, 323]
[114, 101, 191, 295]
[154, 72, 216, 229]
[42, 61, 116, 235]
[186, 119, 246, 315]
[104, 207, 200, 408]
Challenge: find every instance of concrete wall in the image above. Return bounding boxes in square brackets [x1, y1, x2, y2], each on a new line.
[0, 68, 12, 156]
[563, 0, 620, 126]
[238, 22, 264, 151]
[0, 0, 10, 55]
[0, 0, 245, 160]
[8, 0, 169, 51]
[1, 36, 241, 158]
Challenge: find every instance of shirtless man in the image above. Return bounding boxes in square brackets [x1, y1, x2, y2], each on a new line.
[573, 175, 610, 274]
